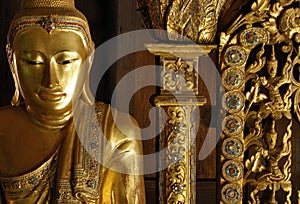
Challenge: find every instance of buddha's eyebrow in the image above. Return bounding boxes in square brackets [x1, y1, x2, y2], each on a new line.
[54, 50, 79, 55]
[20, 50, 45, 57]
[21, 50, 44, 54]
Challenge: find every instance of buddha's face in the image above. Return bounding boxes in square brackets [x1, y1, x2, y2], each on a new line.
[266, 132, 277, 150]
[12, 28, 89, 114]
[267, 63, 277, 78]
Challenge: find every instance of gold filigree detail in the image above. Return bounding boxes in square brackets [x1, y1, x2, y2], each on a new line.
[164, 106, 191, 204]
[166, 0, 218, 43]
[0, 151, 58, 200]
[137, 0, 228, 43]
[162, 58, 198, 94]
[279, 8, 300, 40]
[220, 0, 300, 203]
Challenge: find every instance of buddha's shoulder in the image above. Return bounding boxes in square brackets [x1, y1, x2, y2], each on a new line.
[0, 105, 26, 128]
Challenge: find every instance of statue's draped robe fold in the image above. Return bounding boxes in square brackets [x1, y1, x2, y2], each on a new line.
[0, 102, 145, 204]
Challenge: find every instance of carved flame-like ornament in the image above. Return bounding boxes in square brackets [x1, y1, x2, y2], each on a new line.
[137, 0, 228, 43]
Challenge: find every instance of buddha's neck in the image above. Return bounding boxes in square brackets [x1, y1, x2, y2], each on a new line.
[26, 105, 72, 130]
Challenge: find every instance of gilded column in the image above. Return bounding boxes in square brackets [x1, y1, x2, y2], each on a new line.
[147, 44, 215, 203]
[139, 0, 224, 202]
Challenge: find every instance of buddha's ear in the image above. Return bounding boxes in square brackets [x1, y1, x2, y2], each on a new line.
[81, 48, 95, 105]
[6, 44, 21, 106]
[87, 48, 95, 70]
[88, 42, 95, 67]
[6, 44, 15, 72]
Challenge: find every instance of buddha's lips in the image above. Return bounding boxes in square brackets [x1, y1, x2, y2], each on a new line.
[38, 92, 66, 102]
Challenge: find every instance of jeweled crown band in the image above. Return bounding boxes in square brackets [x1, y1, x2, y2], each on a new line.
[7, 15, 93, 54]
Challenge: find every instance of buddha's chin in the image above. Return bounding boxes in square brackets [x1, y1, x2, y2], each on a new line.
[25, 104, 73, 130]
[26, 101, 73, 117]
[28, 97, 72, 112]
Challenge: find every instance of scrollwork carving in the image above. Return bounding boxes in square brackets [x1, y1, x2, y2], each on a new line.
[164, 106, 189, 204]
[220, 0, 300, 203]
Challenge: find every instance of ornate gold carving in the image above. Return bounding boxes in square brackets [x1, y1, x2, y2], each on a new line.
[222, 115, 243, 136]
[166, 0, 218, 43]
[245, 121, 292, 203]
[165, 106, 189, 203]
[223, 91, 245, 114]
[222, 160, 243, 182]
[224, 46, 247, 67]
[279, 8, 300, 40]
[158, 104, 199, 204]
[220, 0, 300, 203]
[137, 0, 228, 43]
[147, 44, 210, 204]
[159, 102, 201, 204]
[162, 59, 197, 93]
[239, 27, 269, 48]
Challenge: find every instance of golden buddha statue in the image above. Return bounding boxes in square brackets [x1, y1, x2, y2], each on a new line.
[0, 0, 145, 203]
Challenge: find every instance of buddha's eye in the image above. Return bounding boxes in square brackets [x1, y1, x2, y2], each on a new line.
[57, 59, 78, 65]
[55, 52, 81, 66]
[23, 59, 44, 65]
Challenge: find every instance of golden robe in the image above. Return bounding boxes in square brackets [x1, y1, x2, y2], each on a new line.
[0, 102, 145, 203]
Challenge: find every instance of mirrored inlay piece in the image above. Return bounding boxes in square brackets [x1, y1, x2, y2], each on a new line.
[224, 46, 247, 66]
[172, 183, 184, 194]
[245, 31, 259, 44]
[223, 115, 243, 136]
[87, 179, 96, 188]
[240, 27, 268, 47]
[41, 15, 57, 33]
[222, 68, 244, 90]
[170, 152, 183, 163]
[223, 91, 245, 113]
[222, 138, 243, 158]
[221, 184, 242, 203]
[222, 160, 243, 182]
[172, 123, 186, 134]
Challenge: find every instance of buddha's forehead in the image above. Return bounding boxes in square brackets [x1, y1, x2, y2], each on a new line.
[13, 28, 87, 56]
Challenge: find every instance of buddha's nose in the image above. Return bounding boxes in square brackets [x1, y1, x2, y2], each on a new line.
[42, 59, 59, 89]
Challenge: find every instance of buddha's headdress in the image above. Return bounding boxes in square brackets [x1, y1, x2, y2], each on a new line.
[7, 0, 94, 57]
[7, 0, 94, 106]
